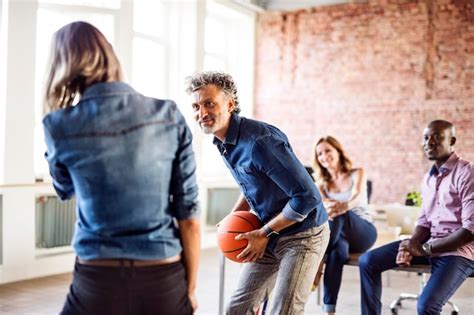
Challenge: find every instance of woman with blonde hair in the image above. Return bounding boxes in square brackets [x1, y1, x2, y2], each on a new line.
[43, 21, 200, 314]
[312, 136, 377, 315]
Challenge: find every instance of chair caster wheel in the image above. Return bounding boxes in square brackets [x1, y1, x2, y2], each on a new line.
[390, 308, 398, 315]
[451, 312, 458, 315]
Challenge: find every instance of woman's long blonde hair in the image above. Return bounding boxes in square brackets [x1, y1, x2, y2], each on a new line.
[44, 21, 123, 112]
[312, 136, 353, 190]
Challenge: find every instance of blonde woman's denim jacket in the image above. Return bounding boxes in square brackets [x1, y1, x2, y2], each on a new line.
[43, 82, 199, 260]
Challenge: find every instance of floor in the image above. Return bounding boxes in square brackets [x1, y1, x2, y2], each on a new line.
[0, 247, 473, 315]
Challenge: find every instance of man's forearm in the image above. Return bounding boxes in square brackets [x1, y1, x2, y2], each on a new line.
[264, 213, 298, 233]
[178, 218, 201, 294]
[431, 227, 474, 254]
[231, 194, 251, 212]
[409, 225, 431, 245]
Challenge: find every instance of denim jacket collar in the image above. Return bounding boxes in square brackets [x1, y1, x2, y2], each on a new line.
[81, 81, 136, 102]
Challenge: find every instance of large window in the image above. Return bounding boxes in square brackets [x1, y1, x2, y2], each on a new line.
[33, 0, 170, 179]
[30, 0, 257, 214]
[34, 3, 117, 179]
[198, 0, 255, 184]
[131, 0, 168, 99]
[37, 0, 120, 9]
[204, 0, 255, 119]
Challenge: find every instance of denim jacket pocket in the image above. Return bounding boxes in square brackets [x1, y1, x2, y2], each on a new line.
[233, 165, 259, 191]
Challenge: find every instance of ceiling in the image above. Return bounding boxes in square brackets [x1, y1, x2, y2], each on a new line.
[233, 0, 352, 12]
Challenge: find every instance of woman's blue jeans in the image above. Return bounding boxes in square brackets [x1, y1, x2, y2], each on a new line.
[322, 211, 377, 312]
[359, 241, 474, 315]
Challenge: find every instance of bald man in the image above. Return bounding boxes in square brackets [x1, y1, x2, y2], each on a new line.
[359, 120, 474, 315]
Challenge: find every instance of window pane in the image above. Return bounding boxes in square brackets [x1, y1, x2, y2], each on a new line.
[133, 0, 165, 38]
[204, 54, 226, 72]
[132, 37, 166, 99]
[204, 16, 227, 56]
[38, 0, 121, 10]
[34, 8, 115, 178]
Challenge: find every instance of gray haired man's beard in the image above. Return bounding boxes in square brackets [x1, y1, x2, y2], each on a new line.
[200, 125, 214, 134]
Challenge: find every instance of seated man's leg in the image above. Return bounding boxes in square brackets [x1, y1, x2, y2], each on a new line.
[226, 254, 279, 315]
[270, 223, 330, 315]
[358, 241, 400, 315]
[417, 256, 474, 315]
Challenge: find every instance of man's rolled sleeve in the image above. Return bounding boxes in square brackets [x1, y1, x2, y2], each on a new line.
[417, 176, 431, 229]
[282, 202, 308, 222]
[170, 107, 200, 221]
[458, 164, 474, 233]
[416, 209, 431, 230]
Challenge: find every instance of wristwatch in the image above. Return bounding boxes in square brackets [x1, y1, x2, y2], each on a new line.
[263, 224, 280, 238]
[422, 242, 432, 256]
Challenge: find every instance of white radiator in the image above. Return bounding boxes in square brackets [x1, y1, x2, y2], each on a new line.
[35, 196, 76, 248]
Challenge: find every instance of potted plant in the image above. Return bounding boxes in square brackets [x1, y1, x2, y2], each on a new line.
[405, 191, 422, 207]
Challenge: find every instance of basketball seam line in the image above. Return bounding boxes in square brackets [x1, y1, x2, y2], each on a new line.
[232, 213, 259, 230]
[221, 245, 247, 253]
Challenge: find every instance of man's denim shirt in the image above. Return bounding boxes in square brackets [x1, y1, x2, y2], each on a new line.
[213, 115, 327, 239]
[43, 82, 199, 260]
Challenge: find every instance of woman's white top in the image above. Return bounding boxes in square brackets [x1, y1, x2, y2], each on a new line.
[324, 170, 373, 223]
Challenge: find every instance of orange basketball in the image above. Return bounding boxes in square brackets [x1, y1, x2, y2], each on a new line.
[217, 211, 262, 263]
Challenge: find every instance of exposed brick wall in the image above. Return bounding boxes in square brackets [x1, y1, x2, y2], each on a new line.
[254, 0, 474, 204]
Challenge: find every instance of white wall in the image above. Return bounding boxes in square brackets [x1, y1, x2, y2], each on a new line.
[0, 184, 76, 284]
[1, 1, 36, 185]
[0, 0, 7, 183]
[0, 1, 67, 283]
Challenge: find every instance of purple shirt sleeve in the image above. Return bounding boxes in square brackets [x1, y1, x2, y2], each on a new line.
[417, 175, 431, 229]
[458, 163, 474, 232]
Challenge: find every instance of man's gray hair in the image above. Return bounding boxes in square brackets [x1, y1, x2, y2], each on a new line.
[185, 71, 241, 114]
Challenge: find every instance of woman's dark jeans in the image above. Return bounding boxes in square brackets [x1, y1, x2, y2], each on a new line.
[323, 211, 377, 312]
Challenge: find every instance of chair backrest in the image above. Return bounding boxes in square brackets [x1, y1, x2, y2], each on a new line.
[367, 180, 372, 204]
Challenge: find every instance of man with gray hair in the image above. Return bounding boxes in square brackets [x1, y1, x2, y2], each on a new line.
[186, 71, 329, 314]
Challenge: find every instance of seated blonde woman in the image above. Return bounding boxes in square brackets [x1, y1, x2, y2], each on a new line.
[312, 136, 377, 315]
